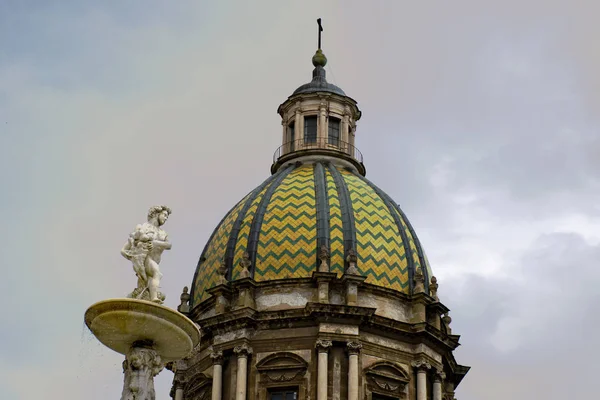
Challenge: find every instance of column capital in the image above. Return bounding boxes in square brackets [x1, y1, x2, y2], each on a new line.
[210, 350, 224, 365]
[346, 341, 362, 355]
[233, 343, 253, 357]
[315, 339, 333, 352]
[411, 359, 432, 371]
[434, 369, 446, 382]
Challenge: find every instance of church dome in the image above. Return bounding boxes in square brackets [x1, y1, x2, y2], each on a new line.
[190, 161, 432, 307]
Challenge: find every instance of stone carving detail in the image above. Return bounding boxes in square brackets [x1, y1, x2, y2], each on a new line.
[178, 286, 190, 313]
[346, 340, 362, 354]
[364, 362, 409, 399]
[234, 343, 253, 357]
[434, 369, 446, 382]
[121, 347, 164, 400]
[256, 352, 309, 385]
[429, 276, 439, 301]
[411, 359, 432, 371]
[318, 245, 330, 272]
[210, 349, 224, 365]
[346, 249, 359, 275]
[184, 374, 212, 400]
[121, 206, 172, 304]
[414, 266, 425, 294]
[315, 339, 333, 351]
[443, 312, 452, 334]
[239, 252, 251, 278]
[218, 260, 229, 285]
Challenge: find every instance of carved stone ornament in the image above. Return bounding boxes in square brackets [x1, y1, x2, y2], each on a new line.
[121, 347, 164, 400]
[177, 286, 190, 313]
[411, 359, 432, 371]
[430, 276, 439, 301]
[218, 260, 229, 284]
[442, 312, 452, 334]
[413, 266, 425, 294]
[434, 369, 446, 382]
[256, 352, 308, 384]
[234, 343, 253, 357]
[184, 374, 211, 400]
[239, 252, 251, 278]
[318, 245, 329, 272]
[365, 362, 409, 398]
[346, 341, 362, 354]
[315, 339, 333, 352]
[120, 206, 172, 304]
[346, 249, 359, 275]
[210, 349, 224, 365]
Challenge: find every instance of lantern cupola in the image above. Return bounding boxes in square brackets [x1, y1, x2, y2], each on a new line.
[273, 21, 364, 176]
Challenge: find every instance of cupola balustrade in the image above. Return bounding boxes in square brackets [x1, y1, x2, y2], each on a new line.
[271, 138, 365, 175]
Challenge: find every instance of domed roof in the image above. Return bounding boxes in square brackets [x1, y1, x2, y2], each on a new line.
[190, 162, 432, 307]
[291, 49, 346, 97]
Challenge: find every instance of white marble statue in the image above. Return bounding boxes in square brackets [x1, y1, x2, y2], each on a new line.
[121, 206, 172, 304]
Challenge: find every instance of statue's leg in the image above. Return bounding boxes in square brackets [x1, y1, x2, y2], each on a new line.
[145, 259, 160, 302]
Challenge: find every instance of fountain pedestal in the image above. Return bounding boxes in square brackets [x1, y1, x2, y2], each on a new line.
[85, 298, 200, 400]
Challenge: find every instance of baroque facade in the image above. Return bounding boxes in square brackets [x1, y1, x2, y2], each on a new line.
[172, 42, 469, 400]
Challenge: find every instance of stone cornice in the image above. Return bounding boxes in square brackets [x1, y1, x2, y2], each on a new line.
[198, 302, 460, 353]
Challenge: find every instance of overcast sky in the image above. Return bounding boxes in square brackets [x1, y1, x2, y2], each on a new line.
[2, 1, 600, 399]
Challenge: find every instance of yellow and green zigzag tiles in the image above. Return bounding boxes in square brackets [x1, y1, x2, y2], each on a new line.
[192, 193, 249, 304]
[340, 168, 409, 293]
[391, 207, 422, 279]
[255, 164, 317, 281]
[325, 168, 345, 276]
[231, 184, 272, 280]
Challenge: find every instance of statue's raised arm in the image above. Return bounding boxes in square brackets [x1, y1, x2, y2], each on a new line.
[121, 206, 172, 304]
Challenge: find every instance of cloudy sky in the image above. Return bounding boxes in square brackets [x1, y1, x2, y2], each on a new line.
[2, 1, 599, 399]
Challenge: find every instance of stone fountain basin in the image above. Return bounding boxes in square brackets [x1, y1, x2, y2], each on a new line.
[85, 298, 200, 362]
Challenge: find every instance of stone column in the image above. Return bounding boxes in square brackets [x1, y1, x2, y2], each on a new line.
[341, 114, 349, 150]
[281, 119, 288, 154]
[319, 100, 327, 146]
[211, 350, 224, 400]
[346, 341, 362, 400]
[174, 386, 184, 400]
[295, 103, 302, 148]
[234, 344, 252, 400]
[433, 370, 445, 400]
[411, 359, 431, 400]
[316, 339, 333, 400]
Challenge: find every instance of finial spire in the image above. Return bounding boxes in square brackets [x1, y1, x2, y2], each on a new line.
[317, 18, 323, 49]
[312, 18, 327, 68]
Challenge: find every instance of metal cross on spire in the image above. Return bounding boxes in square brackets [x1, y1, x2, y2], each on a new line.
[317, 18, 323, 49]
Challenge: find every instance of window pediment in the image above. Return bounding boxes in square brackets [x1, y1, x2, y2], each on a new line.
[256, 352, 308, 383]
[364, 362, 409, 398]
